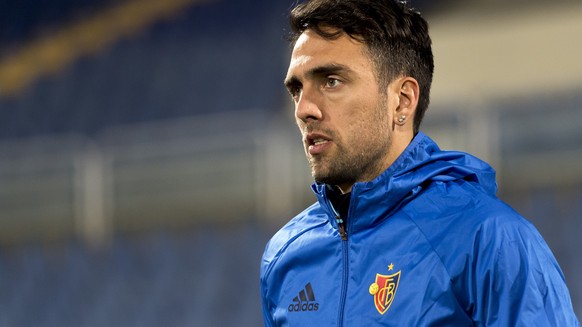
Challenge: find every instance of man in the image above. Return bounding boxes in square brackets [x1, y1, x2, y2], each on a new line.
[260, 0, 580, 326]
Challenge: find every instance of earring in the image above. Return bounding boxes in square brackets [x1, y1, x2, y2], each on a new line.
[397, 115, 406, 123]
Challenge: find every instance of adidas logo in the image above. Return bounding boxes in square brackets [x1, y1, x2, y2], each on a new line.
[287, 283, 320, 312]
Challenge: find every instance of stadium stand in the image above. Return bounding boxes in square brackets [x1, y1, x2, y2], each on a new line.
[0, 0, 580, 325]
[0, 224, 270, 326]
[0, 0, 291, 139]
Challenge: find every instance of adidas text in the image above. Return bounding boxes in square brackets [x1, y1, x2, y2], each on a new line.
[288, 302, 319, 312]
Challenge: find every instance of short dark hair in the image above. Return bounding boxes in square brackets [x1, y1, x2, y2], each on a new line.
[289, 0, 434, 134]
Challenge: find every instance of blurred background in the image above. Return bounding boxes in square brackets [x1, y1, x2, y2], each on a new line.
[0, 0, 580, 325]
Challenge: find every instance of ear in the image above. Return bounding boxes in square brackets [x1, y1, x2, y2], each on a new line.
[392, 77, 419, 128]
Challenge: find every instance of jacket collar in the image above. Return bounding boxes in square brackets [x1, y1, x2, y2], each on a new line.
[311, 131, 497, 234]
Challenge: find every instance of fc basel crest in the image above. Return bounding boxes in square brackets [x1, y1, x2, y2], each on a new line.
[369, 267, 401, 315]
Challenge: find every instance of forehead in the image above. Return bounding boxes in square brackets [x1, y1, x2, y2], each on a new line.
[287, 29, 373, 78]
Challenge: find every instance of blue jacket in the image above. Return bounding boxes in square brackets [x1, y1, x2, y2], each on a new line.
[260, 132, 579, 326]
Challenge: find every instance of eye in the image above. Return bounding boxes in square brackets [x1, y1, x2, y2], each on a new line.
[325, 78, 341, 89]
[288, 85, 302, 100]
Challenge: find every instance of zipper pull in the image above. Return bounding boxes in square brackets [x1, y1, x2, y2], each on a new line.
[336, 216, 348, 240]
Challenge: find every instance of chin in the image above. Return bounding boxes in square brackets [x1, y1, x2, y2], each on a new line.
[311, 171, 330, 184]
[313, 173, 346, 187]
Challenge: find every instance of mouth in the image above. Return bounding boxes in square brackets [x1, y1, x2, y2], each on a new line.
[306, 133, 332, 155]
[312, 138, 329, 146]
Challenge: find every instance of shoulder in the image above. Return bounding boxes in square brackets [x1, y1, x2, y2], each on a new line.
[402, 179, 573, 316]
[260, 203, 329, 278]
[405, 178, 530, 237]
[402, 178, 551, 275]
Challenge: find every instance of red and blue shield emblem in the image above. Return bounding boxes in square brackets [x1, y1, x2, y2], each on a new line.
[369, 271, 401, 315]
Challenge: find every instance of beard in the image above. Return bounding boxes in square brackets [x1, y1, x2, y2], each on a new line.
[305, 96, 392, 188]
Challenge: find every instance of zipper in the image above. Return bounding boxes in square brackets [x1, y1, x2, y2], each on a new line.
[332, 212, 349, 326]
[337, 233, 349, 327]
[328, 193, 349, 326]
[336, 216, 347, 241]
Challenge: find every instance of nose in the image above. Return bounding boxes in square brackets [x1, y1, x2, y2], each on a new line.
[295, 87, 323, 123]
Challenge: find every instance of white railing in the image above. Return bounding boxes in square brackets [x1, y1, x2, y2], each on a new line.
[1, 103, 581, 246]
[0, 110, 310, 246]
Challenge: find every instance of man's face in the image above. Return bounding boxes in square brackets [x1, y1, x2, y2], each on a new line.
[285, 29, 396, 192]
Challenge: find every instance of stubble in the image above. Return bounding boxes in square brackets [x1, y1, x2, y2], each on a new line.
[306, 95, 392, 188]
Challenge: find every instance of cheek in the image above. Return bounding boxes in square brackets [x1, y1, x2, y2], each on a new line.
[355, 102, 390, 138]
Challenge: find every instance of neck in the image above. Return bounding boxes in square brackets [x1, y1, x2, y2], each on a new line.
[339, 131, 414, 193]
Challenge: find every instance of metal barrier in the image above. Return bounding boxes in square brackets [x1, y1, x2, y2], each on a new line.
[0, 110, 310, 246]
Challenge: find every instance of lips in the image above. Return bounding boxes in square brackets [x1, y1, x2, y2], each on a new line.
[306, 133, 332, 155]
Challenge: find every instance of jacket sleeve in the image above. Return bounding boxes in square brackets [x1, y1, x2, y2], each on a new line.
[260, 278, 275, 327]
[260, 242, 276, 327]
[470, 219, 580, 326]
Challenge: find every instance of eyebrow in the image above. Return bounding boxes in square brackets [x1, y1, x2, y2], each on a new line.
[284, 63, 353, 90]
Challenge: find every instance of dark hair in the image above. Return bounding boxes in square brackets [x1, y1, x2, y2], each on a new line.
[289, 0, 434, 134]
